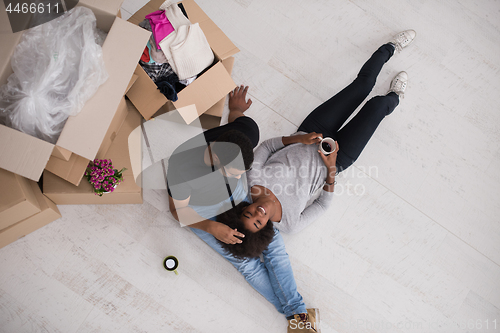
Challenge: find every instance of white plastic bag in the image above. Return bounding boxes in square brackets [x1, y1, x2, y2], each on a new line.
[0, 7, 108, 143]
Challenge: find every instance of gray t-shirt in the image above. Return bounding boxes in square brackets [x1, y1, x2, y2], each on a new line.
[247, 133, 335, 234]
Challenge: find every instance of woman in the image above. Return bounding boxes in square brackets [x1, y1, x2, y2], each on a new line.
[217, 30, 416, 258]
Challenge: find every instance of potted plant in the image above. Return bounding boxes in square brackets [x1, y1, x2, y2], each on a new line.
[85, 159, 126, 196]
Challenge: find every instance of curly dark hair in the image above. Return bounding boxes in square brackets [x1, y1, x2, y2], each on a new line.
[216, 202, 275, 259]
[211, 130, 254, 170]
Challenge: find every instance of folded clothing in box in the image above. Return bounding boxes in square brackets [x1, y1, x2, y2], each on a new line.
[137, 1, 214, 101]
[126, 0, 239, 123]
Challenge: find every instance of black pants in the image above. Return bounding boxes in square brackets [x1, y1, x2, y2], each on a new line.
[298, 44, 399, 172]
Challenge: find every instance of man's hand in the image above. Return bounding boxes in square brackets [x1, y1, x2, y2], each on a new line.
[208, 222, 245, 244]
[282, 132, 322, 146]
[299, 132, 323, 145]
[229, 85, 252, 113]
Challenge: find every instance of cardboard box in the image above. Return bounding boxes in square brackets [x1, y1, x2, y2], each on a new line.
[0, 182, 61, 249]
[43, 85, 137, 186]
[197, 56, 235, 129]
[126, 0, 239, 123]
[0, 169, 42, 230]
[0, 0, 151, 183]
[42, 96, 131, 185]
[155, 56, 235, 130]
[42, 101, 143, 205]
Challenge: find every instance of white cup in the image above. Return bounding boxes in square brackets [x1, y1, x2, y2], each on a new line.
[319, 137, 336, 155]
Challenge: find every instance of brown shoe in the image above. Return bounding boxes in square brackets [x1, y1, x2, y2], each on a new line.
[287, 308, 320, 332]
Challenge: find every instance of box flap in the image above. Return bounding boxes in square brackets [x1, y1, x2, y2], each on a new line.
[78, 0, 124, 16]
[51, 146, 73, 161]
[45, 153, 90, 186]
[0, 7, 23, 85]
[0, 126, 54, 181]
[125, 74, 139, 94]
[0, 169, 41, 229]
[96, 97, 129, 158]
[127, 0, 164, 25]
[55, 18, 150, 160]
[173, 61, 236, 123]
[203, 56, 234, 117]
[199, 114, 222, 130]
[203, 97, 225, 118]
[126, 64, 168, 120]
[182, 0, 240, 60]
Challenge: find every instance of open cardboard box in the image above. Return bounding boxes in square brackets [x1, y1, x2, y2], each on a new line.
[0, 0, 150, 184]
[43, 79, 138, 185]
[155, 56, 235, 130]
[43, 100, 143, 205]
[47, 73, 138, 164]
[0, 181, 61, 249]
[0, 168, 42, 230]
[126, 0, 239, 124]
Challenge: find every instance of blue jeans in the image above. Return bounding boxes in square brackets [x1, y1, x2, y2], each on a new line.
[188, 179, 307, 317]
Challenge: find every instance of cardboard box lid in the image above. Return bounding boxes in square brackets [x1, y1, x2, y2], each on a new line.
[79, 0, 124, 16]
[125, 74, 139, 94]
[55, 18, 150, 161]
[203, 56, 235, 117]
[173, 61, 236, 124]
[48, 75, 137, 167]
[44, 152, 90, 186]
[0, 169, 41, 229]
[126, 64, 169, 120]
[0, 4, 22, 84]
[0, 126, 55, 181]
[96, 96, 129, 159]
[51, 146, 73, 161]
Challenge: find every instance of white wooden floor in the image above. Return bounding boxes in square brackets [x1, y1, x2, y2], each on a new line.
[2, 1, 500, 332]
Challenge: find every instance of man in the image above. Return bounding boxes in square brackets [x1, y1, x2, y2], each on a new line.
[167, 86, 320, 333]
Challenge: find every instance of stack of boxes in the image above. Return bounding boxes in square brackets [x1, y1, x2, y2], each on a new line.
[0, 169, 60, 249]
[0, 0, 239, 249]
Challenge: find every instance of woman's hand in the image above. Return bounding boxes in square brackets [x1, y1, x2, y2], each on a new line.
[299, 132, 323, 145]
[208, 222, 245, 244]
[318, 141, 339, 170]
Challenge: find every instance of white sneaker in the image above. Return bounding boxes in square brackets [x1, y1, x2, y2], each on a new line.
[388, 71, 408, 98]
[390, 30, 416, 52]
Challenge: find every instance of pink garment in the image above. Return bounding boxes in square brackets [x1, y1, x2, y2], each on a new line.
[145, 10, 175, 50]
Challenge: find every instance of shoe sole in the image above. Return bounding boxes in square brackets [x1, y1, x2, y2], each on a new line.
[311, 308, 321, 333]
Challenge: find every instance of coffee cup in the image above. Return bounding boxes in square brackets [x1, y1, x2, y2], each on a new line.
[163, 256, 179, 275]
[319, 137, 336, 155]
